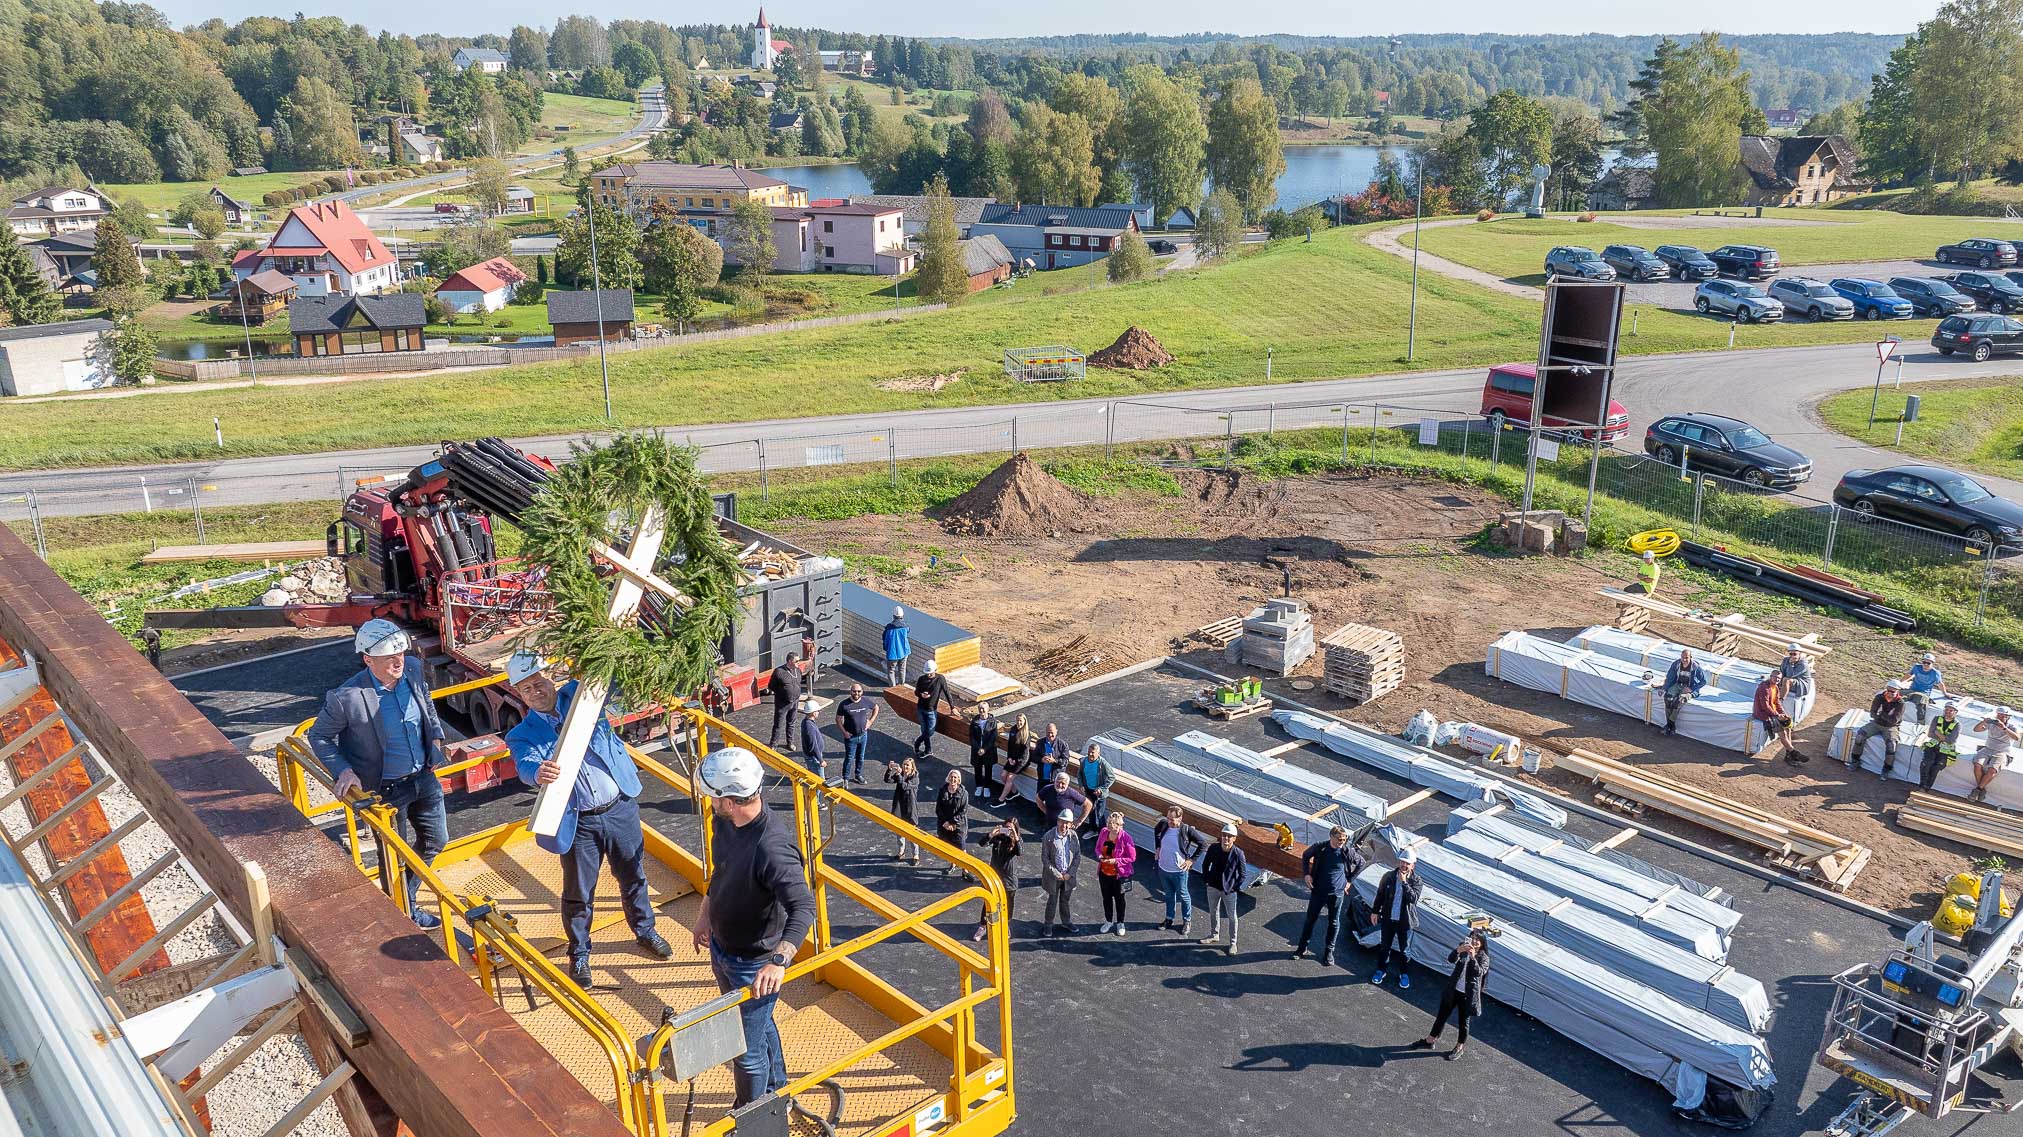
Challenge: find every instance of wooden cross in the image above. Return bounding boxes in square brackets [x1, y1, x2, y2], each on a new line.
[528, 504, 680, 839]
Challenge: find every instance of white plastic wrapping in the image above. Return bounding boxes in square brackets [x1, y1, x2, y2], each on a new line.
[1164, 730, 1393, 822]
[1448, 807, 1739, 933]
[1830, 702, 2023, 810]
[1567, 627, 1818, 724]
[1485, 631, 1775, 755]
[1273, 709, 1568, 829]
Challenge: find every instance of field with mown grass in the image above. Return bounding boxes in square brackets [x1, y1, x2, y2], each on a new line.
[1413, 209, 2007, 283]
[1818, 376, 2023, 483]
[102, 169, 351, 215]
[0, 220, 1948, 471]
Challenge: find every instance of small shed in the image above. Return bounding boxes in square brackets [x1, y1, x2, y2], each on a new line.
[958, 235, 1014, 292]
[547, 289, 635, 346]
[219, 269, 297, 325]
[289, 294, 426, 357]
[0, 318, 113, 396]
[1163, 206, 1197, 231]
[503, 186, 536, 214]
[436, 257, 527, 314]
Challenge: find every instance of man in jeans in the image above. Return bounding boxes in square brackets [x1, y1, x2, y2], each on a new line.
[1849, 680, 1908, 776]
[1151, 805, 1204, 934]
[1660, 649, 1707, 737]
[1198, 822, 1247, 956]
[833, 682, 877, 785]
[1039, 809, 1081, 937]
[1369, 848, 1423, 988]
[913, 660, 948, 758]
[1076, 742, 1116, 838]
[765, 652, 805, 754]
[1292, 825, 1364, 967]
[882, 606, 910, 688]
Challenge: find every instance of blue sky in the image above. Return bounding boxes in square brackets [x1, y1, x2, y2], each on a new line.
[158, 1, 1935, 38]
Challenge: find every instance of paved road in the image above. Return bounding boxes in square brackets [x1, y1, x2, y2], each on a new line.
[336, 103, 664, 217]
[5, 340, 2016, 517]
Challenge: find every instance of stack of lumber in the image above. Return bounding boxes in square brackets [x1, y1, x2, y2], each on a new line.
[142, 539, 326, 564]
[729, 536, 803, 582]
[1567, 626, 1817, 725]
[1228, 598, 1314, 677]
[1599, 587, 1834, 659]
[840, 582, 982, 684]
[1028, 634, 1128, 689]
[1553, 747, 1870, 892]
[942, 663, 1024, 704]
[1898, 792, 2023, 858]
[1676, 541, 1915, 632]
[1319, 621, 1405, 703]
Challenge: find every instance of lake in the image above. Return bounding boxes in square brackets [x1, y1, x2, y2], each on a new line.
[766, 143, 1409, 214]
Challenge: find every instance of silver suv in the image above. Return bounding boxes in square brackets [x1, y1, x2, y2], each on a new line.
[1768, 277, 1855, 320]
[1695, 279, 1785, 323]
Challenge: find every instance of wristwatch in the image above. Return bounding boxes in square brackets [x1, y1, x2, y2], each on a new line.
[767, 951, 790, 968]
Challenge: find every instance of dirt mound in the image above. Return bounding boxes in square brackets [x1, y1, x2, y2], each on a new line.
[1089, 326, 1174, 370]
[939, 453, 1090, 539]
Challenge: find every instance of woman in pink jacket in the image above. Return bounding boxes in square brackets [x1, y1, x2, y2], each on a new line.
[1095, 811, 1137, 937]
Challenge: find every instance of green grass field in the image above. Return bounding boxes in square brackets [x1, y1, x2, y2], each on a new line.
[1414, 209, 2004, 283]
[1818, 376, 2023, 483]
[4, 219, 1997, 470]
[102, 170, 350, 215]
[522, 93, 637, 154]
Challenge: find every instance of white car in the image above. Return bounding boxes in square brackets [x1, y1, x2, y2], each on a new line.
[1694, 279, 1785, 323]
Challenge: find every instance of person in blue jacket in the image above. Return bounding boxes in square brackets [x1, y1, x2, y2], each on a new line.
[883, 606, 911, 687]
[503, 651, 672, 987]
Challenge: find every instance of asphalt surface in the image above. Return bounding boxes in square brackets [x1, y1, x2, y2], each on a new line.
[170, 649, 1974, 1137]
[1616, 258, 1955, 310]
[8, 341, 2021, 517]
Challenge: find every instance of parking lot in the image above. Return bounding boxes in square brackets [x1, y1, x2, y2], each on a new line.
[1620, 258, 1962, 311]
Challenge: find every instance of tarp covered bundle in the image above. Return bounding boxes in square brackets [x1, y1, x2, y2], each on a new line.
[1087, 730, 1381, 852]
[1350, 867, 1776, 1114]
[1447, 802, 1732, 911]
[1568, 627, 1818, 724]
[1485, 631, 1778, 754]
[1156, 731, 1392, 823]
[1272, 708, 1568, 828]
[1829, 699, 2023, 810]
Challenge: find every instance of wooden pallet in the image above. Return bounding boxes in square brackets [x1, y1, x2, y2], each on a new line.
[1194, 615, 1243, 648]
[1194, 694, 1274, 720]
[1320, 621, 1405, 703]
[1556, 746, 1869, 891]
[1898, 792, 2023, 858]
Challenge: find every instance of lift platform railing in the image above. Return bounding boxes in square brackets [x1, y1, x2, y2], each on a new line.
[1816, 960, 1989, 1118]
[275, 689, 1015, 1137]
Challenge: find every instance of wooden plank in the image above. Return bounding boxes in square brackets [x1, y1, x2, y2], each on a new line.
[1597, 588, 1830, 656]
[140, 539, 329, 565]
[1388, 787, 1437, 812]
[1592, 827, 1639, 852]
[0, 525, 631, 1137]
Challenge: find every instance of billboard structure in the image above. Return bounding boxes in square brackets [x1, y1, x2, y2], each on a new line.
[1522, 278, 1627, 521]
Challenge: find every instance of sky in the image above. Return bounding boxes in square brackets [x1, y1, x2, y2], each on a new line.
[157, 0, 1939, 39]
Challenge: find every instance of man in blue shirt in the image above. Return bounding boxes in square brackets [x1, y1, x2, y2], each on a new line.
[883, 606, 911, 688]
[307, 619, 447, 929]
[1902, 652, 1947, 725]
[504, 651, 671, 987]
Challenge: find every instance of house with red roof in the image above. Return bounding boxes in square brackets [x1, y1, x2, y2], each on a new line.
[236, 200, 399, 297]
[435, 257, 528, 314]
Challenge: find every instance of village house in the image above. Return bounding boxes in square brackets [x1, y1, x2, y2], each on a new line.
[590, 162, 807, 234]
[849, 193, 995, 238]
[6, 186, 107, 237]
[1586, 164, 1657, 211]
[435, 257, 527, 314]
[218, 270, 298, 325]
[817, 49, 874, 75]
[0, 318, 112, 396]
[958, 235, 1015, 291]
[288, 294, 427, 357]
[547, 289, 635, 345]
[209, 187, 254, 227]
[399, 131, 444, 164]
[238, 200, 399, 297]
[453, 47, 509, 73]
[969, 203, 1139, 271]
[32, 229, 136, 291]
[755, 201, 915, 274]
[1739, 134, 1868, 206]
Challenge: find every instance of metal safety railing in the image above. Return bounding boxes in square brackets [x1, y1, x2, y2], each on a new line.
[274, 687, 1014, 1137]
[1816, 959, 1988, 1117]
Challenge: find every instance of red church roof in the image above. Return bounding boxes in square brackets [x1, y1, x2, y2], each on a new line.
[757, 6, 768, 27]
[261, 200, 392, 275]
[437, 257, 527, 295]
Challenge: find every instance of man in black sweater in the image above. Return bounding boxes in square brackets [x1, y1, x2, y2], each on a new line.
[1292, 825, 1364, 967]
[694, 746, 816, 1108]
[913, 660, 948, 758]
[766, 653, 805, 754]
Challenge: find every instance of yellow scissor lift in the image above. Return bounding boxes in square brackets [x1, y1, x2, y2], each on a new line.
[275, 673, 1015, 1137]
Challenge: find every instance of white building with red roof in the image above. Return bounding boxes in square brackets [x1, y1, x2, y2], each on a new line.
[434, 257, 528, 314]
[236, 200, 399, 297]
[750, 7, 793, 71]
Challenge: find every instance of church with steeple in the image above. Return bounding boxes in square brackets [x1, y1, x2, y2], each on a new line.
[749, 8, 792, 71]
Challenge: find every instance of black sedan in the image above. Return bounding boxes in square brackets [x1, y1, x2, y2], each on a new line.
[1943, 271, 2023, 314]
[1890, 276, 1976, 317]
[1643, 413, 1811, 489]
[1933, 314, 2023, 361]
[1936, 237, 2018, 268]
[1655, 244, 1719, 280]
[1833, 465, 2023, 548]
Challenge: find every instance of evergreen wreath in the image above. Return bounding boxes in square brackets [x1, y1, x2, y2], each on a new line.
[517, 432, 743, 707]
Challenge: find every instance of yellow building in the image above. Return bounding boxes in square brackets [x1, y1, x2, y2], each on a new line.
[590, 162, 807, 235]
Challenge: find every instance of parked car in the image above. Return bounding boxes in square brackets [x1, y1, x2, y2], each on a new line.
[1654, 244, 1719, 281]
[1479, 363, 1630, 443]
[1889, 276, 1977, 318]
[1833, 464, 2023, 548]
[1935, 238, 2018, 269]
[432, 202, 473, 214]
[1644, 413, 1812, 489]
[1694, 279, 1785, 322]
[1932, 314, 2023, 361]
[1600, 244, 1670, 281]
[1828, 278, 1915, 320]
[1768, 277, 1855, 320]
[1147, 238, 1177, 255]
[2004, 270, 2023, 292]
[1943, 271, 2023, 314]
[1544, 246, 1615, 281]
[1707, 244, 1781, 279]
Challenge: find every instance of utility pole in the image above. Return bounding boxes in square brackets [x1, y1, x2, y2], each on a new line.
[236, 278, 259, 386]
[588, 200, 612, 421]
[1407, 164, 1424, 362]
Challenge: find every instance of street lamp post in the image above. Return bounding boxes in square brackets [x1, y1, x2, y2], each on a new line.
[1407, 165, 1425, 362]
[587, 200, 612, 421]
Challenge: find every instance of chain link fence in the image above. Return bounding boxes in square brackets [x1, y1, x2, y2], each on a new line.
[7, 399, 2021, 635]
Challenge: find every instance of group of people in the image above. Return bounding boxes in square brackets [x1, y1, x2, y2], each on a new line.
[1846, 653, 2018, 802]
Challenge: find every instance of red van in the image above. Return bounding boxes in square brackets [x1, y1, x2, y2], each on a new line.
[1480, 363, 1630, 444]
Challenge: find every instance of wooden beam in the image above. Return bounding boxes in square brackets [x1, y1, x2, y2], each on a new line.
[141, 540, 327, 565]
[1387, 787, 1437, 813]
[0, 526, 630, 1137]
[1592, 827, 1638, 852]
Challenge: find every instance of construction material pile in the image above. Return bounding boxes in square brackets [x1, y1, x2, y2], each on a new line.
[1027, 635, 1133, 691]
[1830, 696, 2023, 808]
[1229, 598, 1314, 676]
[840, 582, 982, 685]
[1088, 325, 1174, 370]
[1320, 621, 1404, 703]
[1899, 791, 2023, 858]
[729, 536, 805, 582]
[1677, 540, 1914, 631]
[939, 453, 1089, 539]
[259, 557, 349, 607]
[1273, 709, 1565, 827]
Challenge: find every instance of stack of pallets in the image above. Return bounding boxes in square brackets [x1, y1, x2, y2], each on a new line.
[1898, 792, 2023, 858]
[1229, 599, 1314, 677]
[1320, 622, 1405, 704]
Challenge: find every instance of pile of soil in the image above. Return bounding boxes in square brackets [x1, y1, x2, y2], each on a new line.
[1089, 326, 1174, 370]
[938, 453, 1090, 539]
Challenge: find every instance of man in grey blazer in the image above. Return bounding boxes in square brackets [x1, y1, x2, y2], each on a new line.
[307, 619, 448, 929]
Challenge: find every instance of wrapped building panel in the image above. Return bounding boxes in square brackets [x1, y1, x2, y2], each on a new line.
[1272, 708, 1568, 828]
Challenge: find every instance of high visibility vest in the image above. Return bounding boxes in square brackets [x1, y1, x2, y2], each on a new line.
[1637, 560, 1661, 590]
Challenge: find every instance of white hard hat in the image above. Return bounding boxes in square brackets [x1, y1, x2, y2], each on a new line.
[505, 650, 549, 685]
[893, 605, 904, 618]
[797, 696, 818, 713]
[1921, 652, 1936, 662]
[1220, 822, 1239, 836]
[698, 746, 763, 798]
[1642, 550, 1656, 561]
[1056, 809, 1076, 821]
[1888, 679, 1907, 690]
[924, 659, 938, 674]
[1397, 846, 1418, 863]
[1787, 642, 1803, 652]
[355, 618, 410, 657]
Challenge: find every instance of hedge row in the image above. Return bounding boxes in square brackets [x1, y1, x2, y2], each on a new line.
[259, 161, 460, 207]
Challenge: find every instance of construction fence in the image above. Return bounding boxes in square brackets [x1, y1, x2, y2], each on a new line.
[4, 397, 2020, 634]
